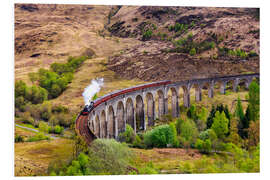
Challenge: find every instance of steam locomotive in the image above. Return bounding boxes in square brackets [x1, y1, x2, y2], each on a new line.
[80, 101, 94, 116]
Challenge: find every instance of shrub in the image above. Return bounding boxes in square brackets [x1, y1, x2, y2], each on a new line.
[189, 48, 196, 56]
[248, 51, 258, 57]
[175, 118, 184, 135]
[40, 102, 52, 121]
[15, 134, 24, 142]
[143, 124, 177, 148]
[211, 111, 229, 139]
[142, 30, 153, 41]
[38, 121, 50, 133]
[54, 125, 64, 134]
[15, 80, 27, 98]
[87, 139, 133, 175]
[187, 104, 197, 120]
[179, 119, 199, 147]
[138, 162, 158, 174]
[15, 96, 25, 110]
[20, 112, 35, 125]
[118, 124, 135, 144]
[132, 134, 144, 148]
[27, 132, 50, 142]
[196, 138, 212, 153]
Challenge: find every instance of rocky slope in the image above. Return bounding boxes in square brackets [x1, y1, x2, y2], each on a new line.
[107, 6, 259, 81]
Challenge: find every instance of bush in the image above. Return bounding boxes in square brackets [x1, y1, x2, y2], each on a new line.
[25, 85, 48, 104]
[143, 124, 177, 148]
[87, 139, 133, 175]
[39, 121, 50, 133]
[179, 119, 199, 147]
[118, 124, 135, 144]
[142, 30, 153, 41]
[211, 111, 229, 139]
[248, 51, 258, 57]
[189, 48, 196, 56]
[132, 134, 144, 148]
[15, 134, 24, 143]
[54, 125, 64, 134]
[27, 132, 50, 142]
[175, 118, 184, 135]
[195, 139, 212, 153]
[15, 96, 25, 110]
[138, 162, 158, 174]
[187, 104, 197, 120]
[15, 80, 48, 105]
[20, 112, 35, 125]
[15, 80, 27, 98]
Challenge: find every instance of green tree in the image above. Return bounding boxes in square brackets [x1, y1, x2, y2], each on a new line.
[236, 97, 249, 139]
[178, 119, 199, 148]
[211, 111, 229, 139]
[144, 124, 177, 148]
[118, 124, 135, 143]
[15, 80, 27, 98]
[207, 104, 231, 131]
[25, 85, 48, 104]
[189, 48, 196, 56]
[87, 139, 133, 175]
[248, 81, 260, 121]
[187, 104, 197, 120]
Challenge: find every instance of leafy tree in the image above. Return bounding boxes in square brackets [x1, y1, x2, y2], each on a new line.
[235, 97, 247, 138]
[207, 104, 231, 131]
[118, 124, 135, 143]
[178, 119, 199, 148]
[187, 104, 197, 120]
[211, 111, 229, 139]
[39, 121, 50, 133]
[142, 30, 153, 41]
[196, 107, 208, 131]
[15, 96, 25, 110]
[207, 105, 216, 129]
[248, 120, 260, 147]
[144, 124, 177, 148]
[170, 122, 179, 147]
[15, 80, 27, 98]
[20, 112, 35, 125]
[189, 48, 196, 56]
[175, 118, 184, 135]
[25, 85, 48, 104]
[87, 139, 133, 175]
[248, 81, 260, 121]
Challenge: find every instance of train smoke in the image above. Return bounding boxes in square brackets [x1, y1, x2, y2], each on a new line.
[82, 78, 104, 105]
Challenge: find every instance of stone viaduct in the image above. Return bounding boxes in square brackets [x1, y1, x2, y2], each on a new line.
[82, 73, 259, 140]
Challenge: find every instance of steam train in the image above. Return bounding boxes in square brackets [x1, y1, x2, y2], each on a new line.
[80, 101, 95, 116]
[79, 80, 171, 116]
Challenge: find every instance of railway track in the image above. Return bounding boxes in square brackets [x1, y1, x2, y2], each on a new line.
[75, 114, 96, 145]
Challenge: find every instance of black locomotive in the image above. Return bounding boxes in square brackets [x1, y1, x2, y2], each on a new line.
[80, 101, 94, 116]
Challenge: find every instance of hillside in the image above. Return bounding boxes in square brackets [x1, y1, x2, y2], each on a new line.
[107, 6, 259, 81]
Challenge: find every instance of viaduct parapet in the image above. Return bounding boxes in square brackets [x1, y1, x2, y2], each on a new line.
[77, 73, 259, 141]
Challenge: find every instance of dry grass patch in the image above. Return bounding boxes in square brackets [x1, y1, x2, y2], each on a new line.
[15, 138, 74, 176]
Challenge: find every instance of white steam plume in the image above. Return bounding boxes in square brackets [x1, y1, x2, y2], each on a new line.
[82, 78, 104, 105]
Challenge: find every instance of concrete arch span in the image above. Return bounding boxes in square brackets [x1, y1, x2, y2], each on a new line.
[135, 95, 145, 131]
[126, 98, 135, 130]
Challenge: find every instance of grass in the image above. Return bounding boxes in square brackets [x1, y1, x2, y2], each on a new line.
[15, 126, 36, 138]
[131, 148, 202, 174]
[15, 138, 74, 176]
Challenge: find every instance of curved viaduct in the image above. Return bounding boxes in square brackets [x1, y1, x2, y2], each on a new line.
[75, 73, 259, 144]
